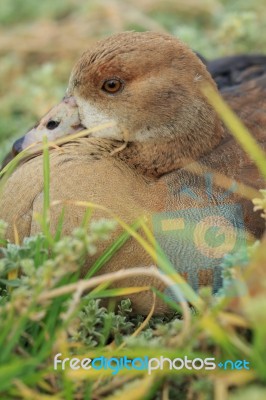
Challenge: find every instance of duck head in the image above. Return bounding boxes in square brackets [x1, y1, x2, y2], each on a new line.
[12, 96, 84, 155]
[12, 32, 224, 176]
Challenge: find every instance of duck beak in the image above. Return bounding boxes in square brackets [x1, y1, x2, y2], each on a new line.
[12, 96, 84, 155]
[12, 137, 25, 156]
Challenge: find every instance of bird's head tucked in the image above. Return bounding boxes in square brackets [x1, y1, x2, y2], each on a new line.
[12, 96, 84, 155]
[67, 31, 221, 144]
[11, 31, 224, 175]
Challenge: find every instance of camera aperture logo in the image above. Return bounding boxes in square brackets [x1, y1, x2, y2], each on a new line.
[152, 173, 246, 292]
[54, 354, 250, 375]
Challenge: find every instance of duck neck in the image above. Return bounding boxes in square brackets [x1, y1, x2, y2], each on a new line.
[117, 119, 225, 179]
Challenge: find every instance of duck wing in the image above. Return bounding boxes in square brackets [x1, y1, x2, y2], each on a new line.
[207, 54, 266, 89]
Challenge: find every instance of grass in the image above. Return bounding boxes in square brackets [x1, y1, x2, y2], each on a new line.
[0, 0, 266, 398]
[0, 87, 266, 399]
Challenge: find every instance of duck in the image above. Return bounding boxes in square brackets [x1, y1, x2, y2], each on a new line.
[206, 54, 266, 90]
[0, 31, 265, 314]
[1, 49, 265, 164]
[0, 96, 84, 167]
[3, 51, 266, 164]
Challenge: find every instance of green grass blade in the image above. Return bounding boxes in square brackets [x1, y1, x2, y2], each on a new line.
[202, 83, 266, 180]
[54, 206, 66, 242]
[85, 219, 143, 279]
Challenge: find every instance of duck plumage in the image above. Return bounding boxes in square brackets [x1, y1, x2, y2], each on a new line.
[0, 32, 265, 314]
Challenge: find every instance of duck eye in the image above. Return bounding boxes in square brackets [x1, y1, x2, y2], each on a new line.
[102, 79, 123, 94]
[46, 120, 60, 130]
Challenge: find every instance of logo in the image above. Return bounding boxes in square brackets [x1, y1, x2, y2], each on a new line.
[54, 354, 250, 375]
[152, 173, 246, 293]
[218, 360, 250, 370]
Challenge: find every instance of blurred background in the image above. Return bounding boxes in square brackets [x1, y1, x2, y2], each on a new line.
[0, 0, 265, 163]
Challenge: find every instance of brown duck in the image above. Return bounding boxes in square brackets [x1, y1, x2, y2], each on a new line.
[0, 32, 265, 314]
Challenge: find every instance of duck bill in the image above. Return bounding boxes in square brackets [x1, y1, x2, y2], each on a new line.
[12, 96, 84, 155]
